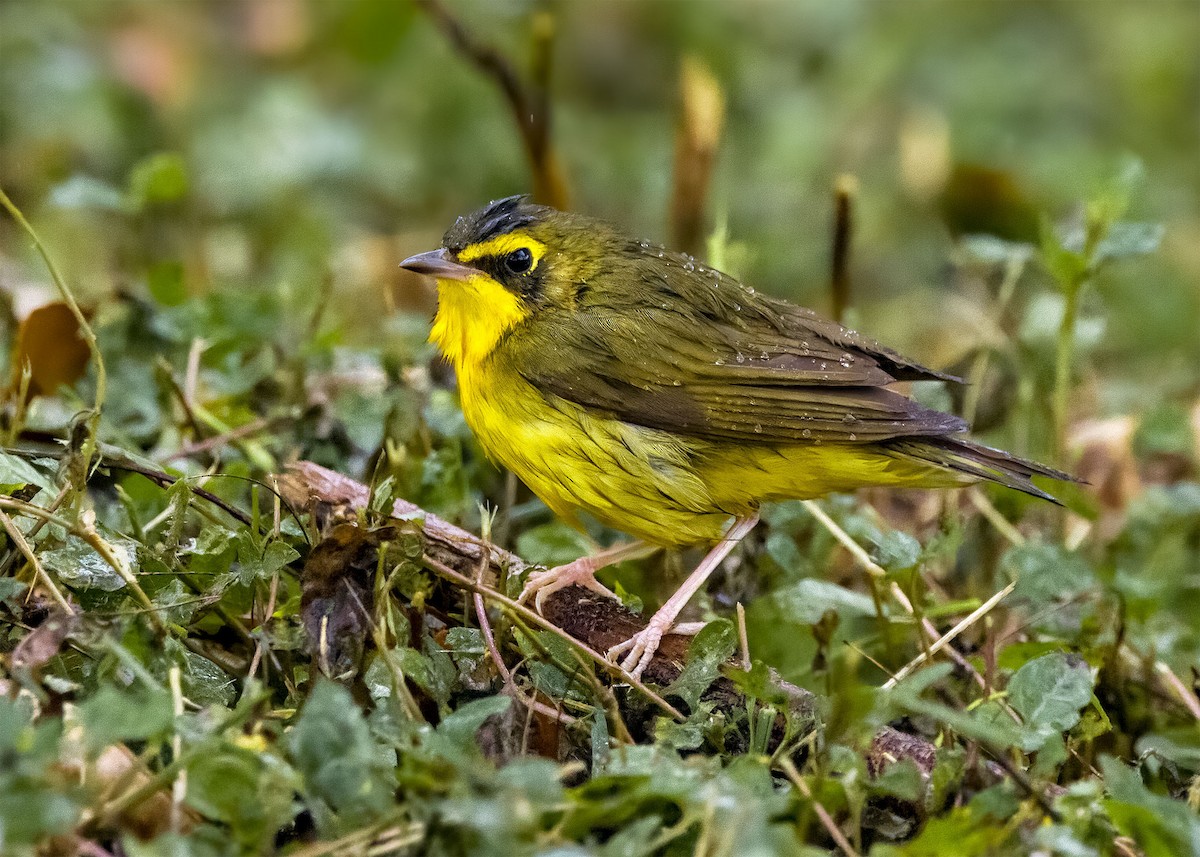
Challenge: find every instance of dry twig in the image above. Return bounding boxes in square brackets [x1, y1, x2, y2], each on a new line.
[669, 57, 725, 258]
[416, 0, 569, 208]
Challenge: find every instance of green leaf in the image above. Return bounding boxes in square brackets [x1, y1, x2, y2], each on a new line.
[1095, 221, 1164, 263]
[148, 260, 187, 306]
[0, 698, 81, 844]
[1008, 653, 1093, 751]
[286, 681, 395, 829]
[870, 757, 925, 803]
[664, 619, 736, 708]
[234, 534, 300, 585]
[444, 626, 485, 657]
[1039, 216, 1088, 291]
[654, 706, 710, 751]
[1101, 755, 1200, 857]
[41, 537, 135, 592]
[890, 669, 1023, 750]
[129, 151, 190, 206]
[78, 684, 174, 753]
[395, 634, 456, 709]
[1136, 729, 1200, 772]
[436, 695, 511, 746]
[1005, 542, 1098, 638]
[49, 174, 129, 212]
[516, 522, 592, 567]
[870, 529, 922, 571]
[770, 578, 877, 625]
[186, 746, 298, 848]
[869, 805, 1017, 856]
[0, 451, 54, 492]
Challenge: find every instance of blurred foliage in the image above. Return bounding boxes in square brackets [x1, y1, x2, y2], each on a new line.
[1, 1, 1199, 855]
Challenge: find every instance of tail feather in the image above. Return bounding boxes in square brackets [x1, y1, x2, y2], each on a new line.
[886, 437, 1079, 505]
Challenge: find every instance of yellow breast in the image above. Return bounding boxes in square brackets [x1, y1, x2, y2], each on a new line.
[458, 355, 734, 546]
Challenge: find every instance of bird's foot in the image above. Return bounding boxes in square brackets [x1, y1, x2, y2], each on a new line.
[607, 617, 704, 680]
[518, 557, 619, 613]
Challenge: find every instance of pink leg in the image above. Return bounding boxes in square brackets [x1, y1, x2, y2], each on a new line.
[518, 541, 659, 612]
[607, 515, 759, 680]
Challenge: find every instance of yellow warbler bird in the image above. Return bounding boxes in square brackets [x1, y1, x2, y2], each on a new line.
[401, 196, 1069, 678]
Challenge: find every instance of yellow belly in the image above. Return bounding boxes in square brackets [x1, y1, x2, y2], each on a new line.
[455, 359, 963, 548]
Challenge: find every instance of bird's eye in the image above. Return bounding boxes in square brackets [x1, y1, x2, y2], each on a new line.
[504, 247, 533, 274]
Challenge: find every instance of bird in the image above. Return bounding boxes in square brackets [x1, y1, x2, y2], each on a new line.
[400, 195, 1071, 679]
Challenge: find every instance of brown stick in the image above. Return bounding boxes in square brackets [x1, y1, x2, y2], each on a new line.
[829, 174, 858, 324]
[280, 460, 528, 587]
[669, 57, 726, 259]
[416, 0, 569, 209]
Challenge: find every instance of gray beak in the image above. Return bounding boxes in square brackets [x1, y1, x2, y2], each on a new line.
[400, 248, 475, 281]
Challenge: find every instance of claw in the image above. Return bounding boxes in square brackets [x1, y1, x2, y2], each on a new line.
[607, 621, 667, 680]
[518, 558, 618, 612]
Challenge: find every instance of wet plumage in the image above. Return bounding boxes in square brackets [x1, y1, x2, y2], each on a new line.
[401, 195, 1072, 676]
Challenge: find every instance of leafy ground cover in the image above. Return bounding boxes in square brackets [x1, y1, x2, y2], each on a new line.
[1, 2, 1199, 855]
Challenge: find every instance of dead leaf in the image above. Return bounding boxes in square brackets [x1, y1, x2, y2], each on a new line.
[1070, 415, 1141, 541]
[11, 302, 90, 399]
[301, 523, 394, 681]
[938, 163, 1039, 244]
[11, 610, 79, 671]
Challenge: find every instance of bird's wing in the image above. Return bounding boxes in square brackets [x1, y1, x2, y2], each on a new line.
[509, 254, 966, 445]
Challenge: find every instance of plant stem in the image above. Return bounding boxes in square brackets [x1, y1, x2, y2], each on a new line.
[1052, 280, 1081, 464]
[0, 186, 107, 467]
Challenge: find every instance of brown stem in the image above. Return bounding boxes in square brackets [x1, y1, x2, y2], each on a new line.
[416, 0, 569, 209]
[669, 57, 725, 258]
[829, 174, 858, 324]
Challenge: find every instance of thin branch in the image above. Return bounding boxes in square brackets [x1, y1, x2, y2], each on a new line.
[422, 552, 686, 722]
[416, 0, 569, 208]
[0, 505, 74, 614]
[0, 186, 106, 465]
[1153, 661, 1200, 722]
[829, 174, 858, 324]
[778, 757, 860, 857]
[161, 416, 274, 463]
[669, 56, 725, 257]
[101, 456, 253, 526]
[968, 488, 1026, 546]
[0, 496, 165, 634]
[884, 580, 1017, 689]
[804, 498, 1004, 698]
[961, 251, 1027, 426]
[736, 602, 751, 672]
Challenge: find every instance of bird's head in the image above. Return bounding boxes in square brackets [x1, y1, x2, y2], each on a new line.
[401, 195, 614, 369]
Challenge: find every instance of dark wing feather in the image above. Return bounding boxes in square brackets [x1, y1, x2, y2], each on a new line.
[508, 245, 966, 445]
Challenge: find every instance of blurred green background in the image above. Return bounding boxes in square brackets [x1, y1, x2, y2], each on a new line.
[3, 6, 1200, 851]
[3, 0, 1196, 378]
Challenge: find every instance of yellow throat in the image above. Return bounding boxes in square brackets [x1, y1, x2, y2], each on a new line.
[428, 273, 530, 371]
